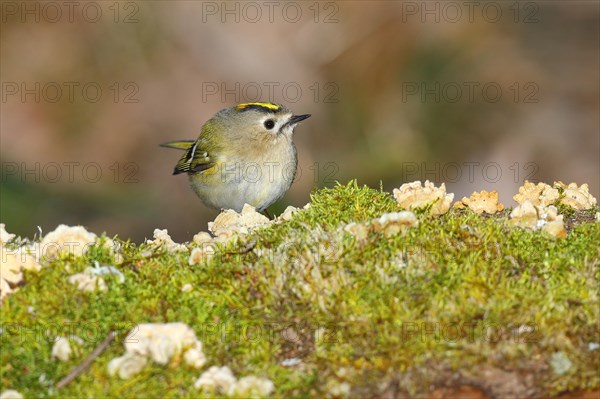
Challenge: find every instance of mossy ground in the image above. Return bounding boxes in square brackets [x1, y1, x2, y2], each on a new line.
[1, 181, 599, 398]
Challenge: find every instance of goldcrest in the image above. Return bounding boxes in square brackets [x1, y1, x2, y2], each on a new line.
[161, 102, 310, 212]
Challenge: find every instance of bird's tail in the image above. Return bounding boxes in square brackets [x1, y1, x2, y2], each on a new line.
[159, 140, 195, 150]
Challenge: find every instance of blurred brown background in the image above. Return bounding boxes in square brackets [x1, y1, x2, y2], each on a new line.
[1, 1, 598, 243]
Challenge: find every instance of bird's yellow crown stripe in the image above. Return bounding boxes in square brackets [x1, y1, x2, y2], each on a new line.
[236, 102, 280, 111]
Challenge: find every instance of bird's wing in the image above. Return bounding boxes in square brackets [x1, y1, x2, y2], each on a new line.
[161, 140, 215, 175]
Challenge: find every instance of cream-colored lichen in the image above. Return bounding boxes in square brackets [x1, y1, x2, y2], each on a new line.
[325, 380, 351, 398]
[68, 272, 108, 292]
[107, 353, 148, 379]
[125, 322, 206, 366]
[538, 205, 567, 238]
[509, 200, 539, 229]
[0, 390, 24, 399]
[39, 224, 97, 259]
[192, 231, 213, 246]
[513, 180, 597, 211]
[343, 222, 369, 240]
[108, 322, 206, 379]
[194, 366, 237, 393]
[188, 245, 215, 266]
[509, 200, 566, 238]
[208, 203, 270, 239]
[0, 279, 13, 301]
[372, 211, 419, 236]
[279, 205, 299, 221]
[183, 343, 207, 368]
[147, 229, 187, 252]
[542, 218, 567, 239]
[393, 180, 453, 216]
[513, 181, 559, 207]
[554, 181, 597, 210]
[51, 336, 83, 362]
[52, 337, 72, 362]
[229, 376, 275, 397]
[1, 244, 41, 301]
[344, 211, 418, 240]
[454, 190, 504, 214]
[193, 366, 274, 397]
[0, 224, 16, 244]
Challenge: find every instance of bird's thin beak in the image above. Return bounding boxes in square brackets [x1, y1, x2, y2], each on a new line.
[289, 114, 311, 125]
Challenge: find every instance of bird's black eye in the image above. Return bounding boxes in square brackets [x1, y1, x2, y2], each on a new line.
[264, 119, 275, 130]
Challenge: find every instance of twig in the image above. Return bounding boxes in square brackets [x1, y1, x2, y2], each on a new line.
[56, 330, 116, 389]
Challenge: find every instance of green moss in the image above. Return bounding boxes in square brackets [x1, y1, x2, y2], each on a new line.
[1, 181, 599, 397]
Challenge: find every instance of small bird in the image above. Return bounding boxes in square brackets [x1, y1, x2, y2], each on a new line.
[161, 102, 310, 212]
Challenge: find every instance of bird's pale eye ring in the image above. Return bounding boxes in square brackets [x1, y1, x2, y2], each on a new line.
[264, 119, 275, 130]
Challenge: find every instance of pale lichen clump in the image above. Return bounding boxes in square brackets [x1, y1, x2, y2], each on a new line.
[181, 283, 193, 292]
[513, 180, 597, 210]
[345, 211, 418, 240]
[343, 222, 369, 241]
[125, 323, 206, 367]
[188, 245, 215, 266]
[208, 203, 270, 240]
[0, 390, 24, 399]
[108, 322, 206, 379]
[278, 205, 299, 221]
[554, 181, 597, 210]
[194, 365, 274, 397]
[192, 231, 213, 246]
[513, 181, 560, 207]
[189, 232, 216, 265]
[325, 380, 351, 398]
[1, 225, 40, 301]
[453, 190, 504, 214]
[40, 224, 97, 259]
[194, 366, 237, 393]
[230, 376, 275, 397]
[68, 272, 108, 292]
[188, 231, 215, 266]
[509, 200, 567, 238]
[51, 336, 84, 362]
[393, 180, 454, 216]
[1, 248, 40, 299]
[191, 202, 304, 265]
[51, 337, 73, 362]
[147, 229, 188, 252]
[509, 180, 598, 238]
[0, 224, 16, 244]
[107, 353, 147, 380]
[371, 211, 419, 236]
